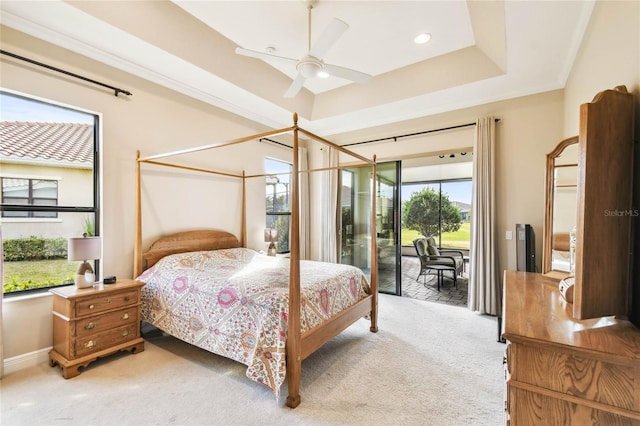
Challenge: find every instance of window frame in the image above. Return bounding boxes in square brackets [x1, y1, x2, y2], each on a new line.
[265, 158, 292, 254]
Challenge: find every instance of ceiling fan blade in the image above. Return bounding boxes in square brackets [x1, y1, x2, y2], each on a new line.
[309, 18, 349, 59]
[284, 73, 307, 98]
[323, 63, 372, 84]
[235, 47, 297, 66]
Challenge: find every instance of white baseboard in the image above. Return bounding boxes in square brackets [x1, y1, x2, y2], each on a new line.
[3, 347, 51, 376]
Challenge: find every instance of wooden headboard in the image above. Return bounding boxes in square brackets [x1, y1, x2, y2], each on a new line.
[142, 229, 240, 270]
[552, 232, 570, 252]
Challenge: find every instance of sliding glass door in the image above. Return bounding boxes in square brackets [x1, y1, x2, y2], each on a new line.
[376, 162, 401, 295]
[340, 162, 401, 295]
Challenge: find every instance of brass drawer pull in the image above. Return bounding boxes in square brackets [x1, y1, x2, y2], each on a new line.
[84, 340, 96, 349]
[124, 296, 130, 302]
[106, 298, 111, 303]
[121, 330, 129, 337]
[121, 313, 130, 320]
[89, 304, 95, 310]
[84, 322, 96, 330]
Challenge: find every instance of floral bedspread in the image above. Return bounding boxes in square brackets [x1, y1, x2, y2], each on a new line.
[137, 248, 370, 396]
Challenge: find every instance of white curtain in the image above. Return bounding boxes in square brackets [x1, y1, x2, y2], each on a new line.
[320, 147, 339, 263]
[469, 117, 501, 315]
[298, 146, 310, 260]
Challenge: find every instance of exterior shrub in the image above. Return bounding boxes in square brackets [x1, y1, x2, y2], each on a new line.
[3, 236, 68, 261]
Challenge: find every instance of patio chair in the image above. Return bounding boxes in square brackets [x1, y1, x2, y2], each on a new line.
[412, 237, 464, 286]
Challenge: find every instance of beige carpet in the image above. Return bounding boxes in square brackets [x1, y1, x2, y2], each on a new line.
[1, 294, 505, 425]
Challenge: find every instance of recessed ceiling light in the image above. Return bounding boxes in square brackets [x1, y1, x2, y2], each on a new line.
[318, 71, 330, 78]
[414, 33, 431, 44]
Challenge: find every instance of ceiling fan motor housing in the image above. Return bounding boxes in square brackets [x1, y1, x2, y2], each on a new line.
[296, 56, 324, 78]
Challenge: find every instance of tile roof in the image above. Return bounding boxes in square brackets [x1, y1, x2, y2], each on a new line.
[0, 121, 93, 164]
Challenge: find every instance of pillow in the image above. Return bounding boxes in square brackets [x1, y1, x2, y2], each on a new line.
[413, 238, 427, 256]
[427, 244, 440, 256]
[426, 237, 440, 256]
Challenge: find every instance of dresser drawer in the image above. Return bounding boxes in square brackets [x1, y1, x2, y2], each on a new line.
[509, 387, 639, 426]
[75, 289, 139, 317]
[74, 323, 139, 357]
[512, 344, 638, 412]
[76, 308, 139, 338]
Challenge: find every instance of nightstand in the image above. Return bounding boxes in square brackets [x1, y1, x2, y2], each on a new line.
[48, 279, 145, 378]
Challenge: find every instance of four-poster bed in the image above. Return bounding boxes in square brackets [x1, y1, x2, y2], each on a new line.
[133, 113, 378, 408]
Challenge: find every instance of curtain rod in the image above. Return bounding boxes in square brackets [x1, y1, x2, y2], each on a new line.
[1, 50, 133, 97]
[259, 118, 502, 150]
[342, 118, 500, 148]
[260, 137, 292, 149]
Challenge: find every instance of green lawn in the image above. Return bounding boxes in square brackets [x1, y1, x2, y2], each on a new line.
[3, 259, 76, 293]
[401, 222, 470, 249]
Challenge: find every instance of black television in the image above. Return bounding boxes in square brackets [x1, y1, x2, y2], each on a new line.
[516, 224, 536, 273]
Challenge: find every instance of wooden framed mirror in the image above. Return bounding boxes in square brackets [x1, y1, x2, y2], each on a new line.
[542, 136, 578, 279]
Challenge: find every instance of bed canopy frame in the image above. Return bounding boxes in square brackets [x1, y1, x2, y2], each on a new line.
[133, 113, 378, 408]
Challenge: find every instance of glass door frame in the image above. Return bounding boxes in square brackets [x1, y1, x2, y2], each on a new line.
[376, 161, 402, 296]
[339, 161, 402, 296]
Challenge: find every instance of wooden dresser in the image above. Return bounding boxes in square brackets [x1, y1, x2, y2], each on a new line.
[49, 279, 145, 378]
[502, 271, 640, 425]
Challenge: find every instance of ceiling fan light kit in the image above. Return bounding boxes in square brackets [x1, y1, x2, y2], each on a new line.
[235, 0, 371, 97]
[296, 57, 323, 78]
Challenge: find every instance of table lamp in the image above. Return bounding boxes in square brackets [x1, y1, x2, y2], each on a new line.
[68, 235, 102, 289]
[264, 228, 278, 256]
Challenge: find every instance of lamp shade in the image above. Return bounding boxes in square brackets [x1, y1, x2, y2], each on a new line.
[68, 236, 102, 261]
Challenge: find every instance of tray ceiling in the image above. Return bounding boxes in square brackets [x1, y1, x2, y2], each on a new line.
[0, 0, 595, 136]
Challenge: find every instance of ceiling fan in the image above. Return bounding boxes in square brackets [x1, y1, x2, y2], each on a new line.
[235, 0, 371, 98]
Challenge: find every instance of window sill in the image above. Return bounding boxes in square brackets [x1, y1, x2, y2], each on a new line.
[0, 218, 63, 223]
[3, 289, 53, 303]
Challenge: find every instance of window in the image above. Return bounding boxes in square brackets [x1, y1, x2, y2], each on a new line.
[1, 91, 100, 294]
[2, 178, 59, 218]
[265, 158, 291, 254]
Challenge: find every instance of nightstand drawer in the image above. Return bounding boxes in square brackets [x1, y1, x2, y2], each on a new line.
[76, 308, 139, 338]
[74, 323, 139, 357]
[75, 289, 139, 317]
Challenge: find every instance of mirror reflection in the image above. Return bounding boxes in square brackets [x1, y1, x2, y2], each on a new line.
[543, 136, 578, 276]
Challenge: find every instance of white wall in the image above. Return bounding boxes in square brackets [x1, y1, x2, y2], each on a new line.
[563, 0, 640, 136]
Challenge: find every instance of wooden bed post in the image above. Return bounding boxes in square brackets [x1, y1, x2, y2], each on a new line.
[133, 150, 143, 278]
[370, 156, 379, 332]
[286, 112, 302, 408]
[241, 170, 247, 248]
